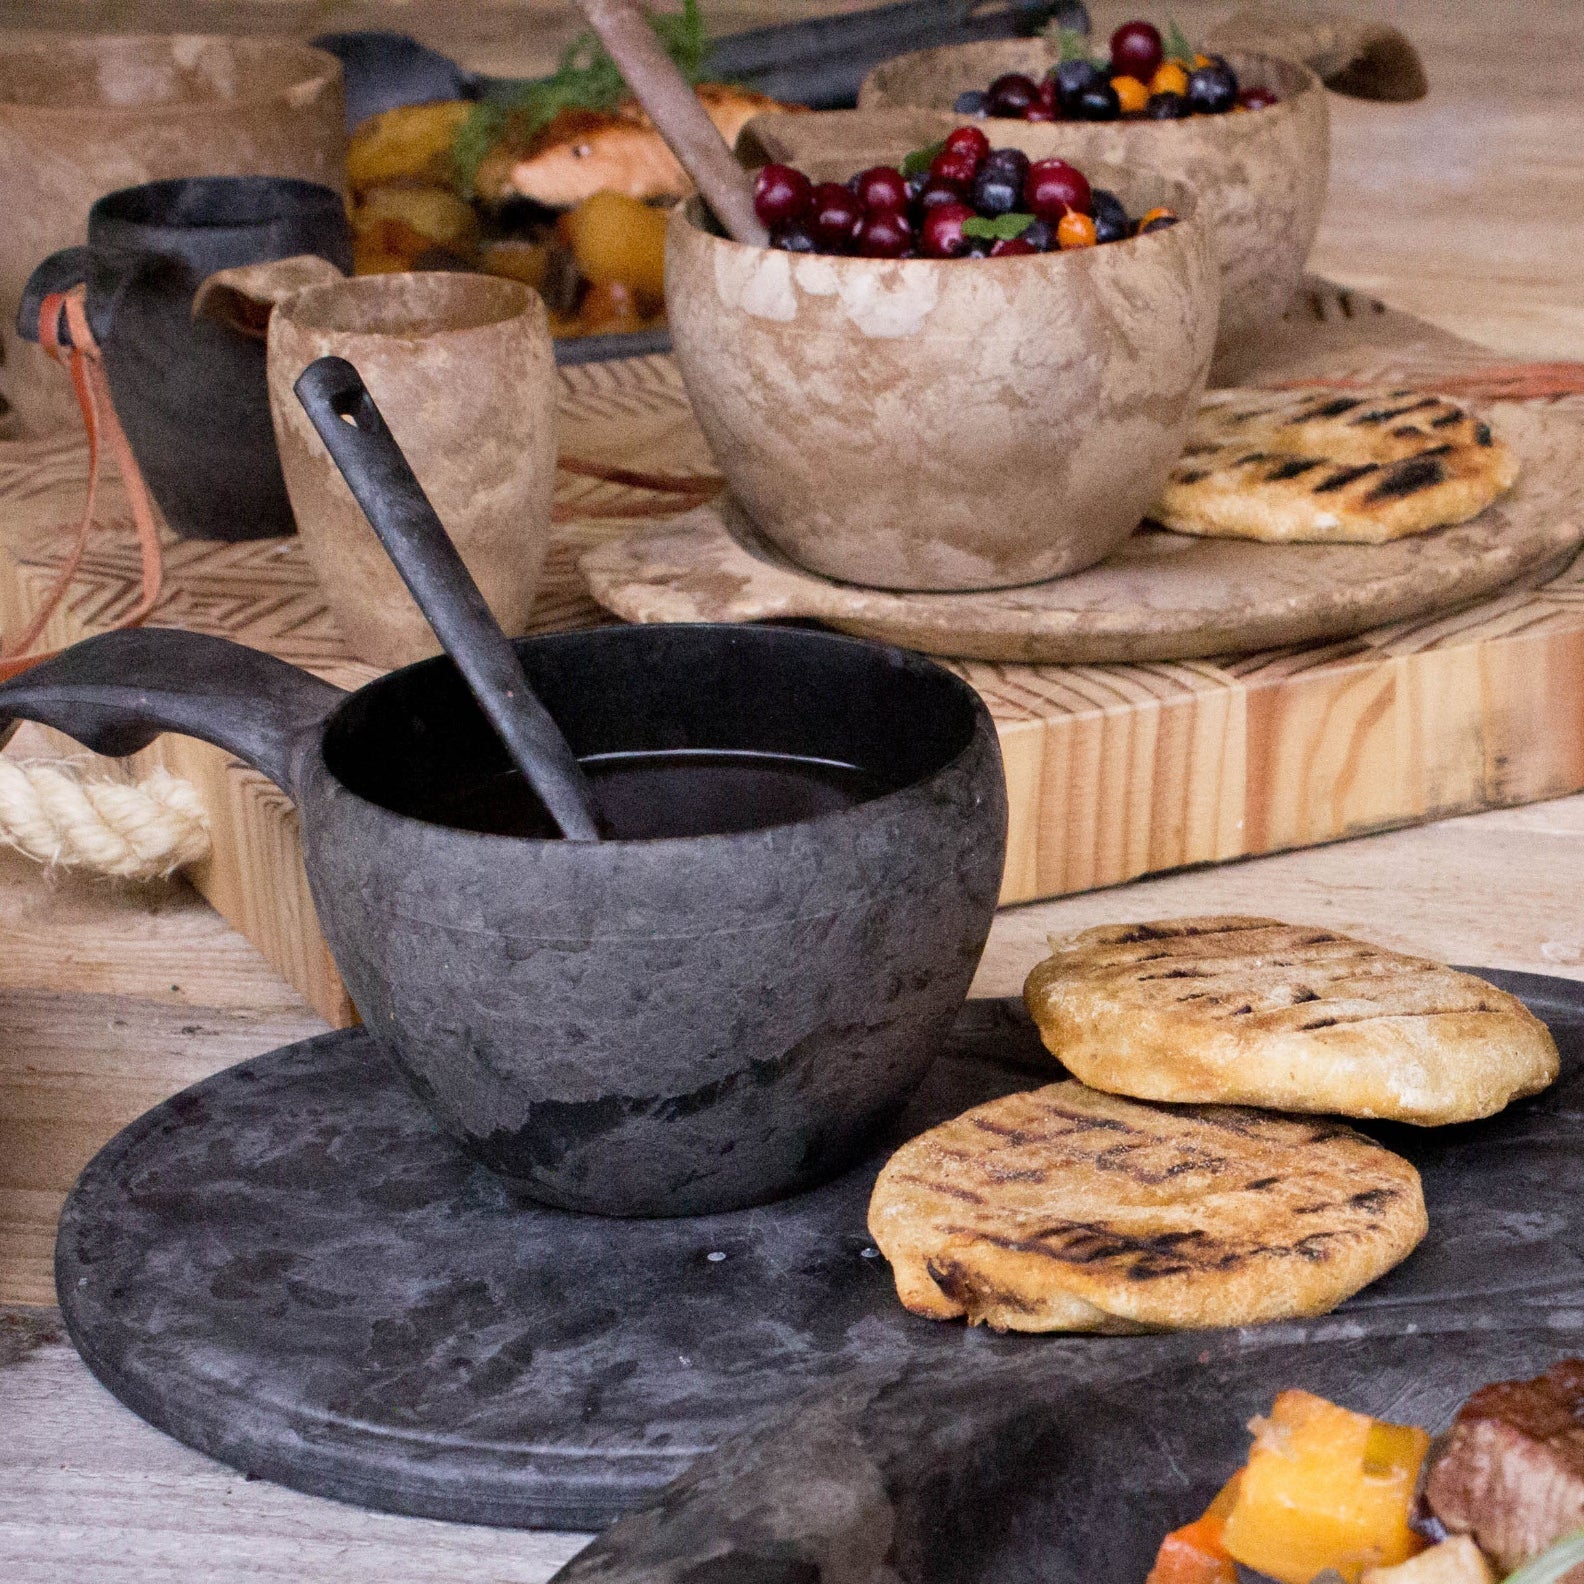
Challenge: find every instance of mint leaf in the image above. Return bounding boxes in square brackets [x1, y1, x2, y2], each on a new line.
[901, 139, 946, 179]
[1043, 21, 1094, 62]
[1165, 18, 1198, 65]
[963, 212, 1035, 241]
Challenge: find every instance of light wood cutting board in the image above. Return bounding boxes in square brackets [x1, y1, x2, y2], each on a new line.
[2, 283, 1582, 1026]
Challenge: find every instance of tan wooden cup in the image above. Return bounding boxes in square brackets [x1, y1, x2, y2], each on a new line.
[263, 272, 557, 670]
[0, 34, 345, 436]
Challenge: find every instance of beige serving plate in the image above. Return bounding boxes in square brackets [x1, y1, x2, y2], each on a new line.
[580, 401, 1584, 664]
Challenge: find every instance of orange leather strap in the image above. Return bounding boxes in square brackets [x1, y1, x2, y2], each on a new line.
[552, 453, 721, 523]
[1273, 362, 1584, 400]
[0, 287, 164, 683]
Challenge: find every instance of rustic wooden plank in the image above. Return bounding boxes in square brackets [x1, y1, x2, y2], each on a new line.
[0, 1308, 590, 1583]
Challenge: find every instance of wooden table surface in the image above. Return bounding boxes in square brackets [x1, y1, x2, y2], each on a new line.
[4, 1, 1584, 1578]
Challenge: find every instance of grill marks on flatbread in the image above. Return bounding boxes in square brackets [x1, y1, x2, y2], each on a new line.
[867, 1081, 1426, 1333]
[1156, 388, 1518, 543]
[1024, 917, 1559, 1126]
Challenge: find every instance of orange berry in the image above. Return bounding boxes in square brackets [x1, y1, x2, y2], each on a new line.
[1111, 74, 1149, 114]
[1149, 61, 1189, 97]
[1056, 210, 1097, 249]
[1193, 52, 1213, 68]
[1138, 206, 1179, 234]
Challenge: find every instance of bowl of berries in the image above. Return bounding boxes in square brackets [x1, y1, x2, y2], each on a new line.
[857, 20, 1329, 370]
[664, 128, 1216, 592]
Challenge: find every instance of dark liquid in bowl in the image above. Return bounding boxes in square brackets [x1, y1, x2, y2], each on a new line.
[413, 750, 887, 840]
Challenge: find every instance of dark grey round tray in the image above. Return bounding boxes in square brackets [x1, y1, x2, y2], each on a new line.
[55, 969, 1584, 1531]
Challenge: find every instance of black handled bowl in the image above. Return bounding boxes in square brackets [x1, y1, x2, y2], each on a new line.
[0, 624, 1006, 1215]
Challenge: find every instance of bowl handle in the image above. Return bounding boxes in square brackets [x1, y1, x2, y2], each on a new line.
[0, 629, 344, 799]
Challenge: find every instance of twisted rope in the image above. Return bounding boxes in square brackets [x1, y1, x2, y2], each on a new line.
[0, 759, 210, 881]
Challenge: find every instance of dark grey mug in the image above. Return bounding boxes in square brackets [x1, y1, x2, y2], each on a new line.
[17, 176, 352, 541]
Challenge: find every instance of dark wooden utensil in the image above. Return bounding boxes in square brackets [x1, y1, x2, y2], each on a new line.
[293, 355, 601, 843]
[576, 0, 769, 246]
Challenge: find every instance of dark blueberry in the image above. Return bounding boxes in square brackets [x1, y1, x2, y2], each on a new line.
[953, 89, 988, 116]
[1146, 90, 1191, 119]
[906, 173, 928, 201]
[1090, 187, 1131, 244]
[1054, 58, 1104, 105]
[971, 171, 1022, 217]
[964, 240, 993, 259]
[986, 72, 1039, 118]
[1073, 81, 1121, 120]
[980, 146, 1030, 185]
[1022, 218, 1055, 251]
[770, 222, 817, 253]
[916, 175, 969, 212]
[1187, 64, 1238, 114]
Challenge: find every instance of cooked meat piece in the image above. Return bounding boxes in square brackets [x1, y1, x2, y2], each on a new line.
[1425, 1359, 1584, 1578]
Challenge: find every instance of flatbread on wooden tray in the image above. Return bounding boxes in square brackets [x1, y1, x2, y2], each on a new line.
[867, 1081, 1427, 1333]
[1155, 388, 1519, 543]
[1024, 917, 1559, 1125]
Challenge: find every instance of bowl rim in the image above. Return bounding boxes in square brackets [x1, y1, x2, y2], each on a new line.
[859, 44, 1324, 118]
[671, 163, 1204, 272]
[315, 622, 999, 853]
[0, 31, 342, 119]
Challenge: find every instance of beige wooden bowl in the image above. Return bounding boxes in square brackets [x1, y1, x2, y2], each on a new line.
[857, 45, 1328, 374]
[665, 164, 1216, 593]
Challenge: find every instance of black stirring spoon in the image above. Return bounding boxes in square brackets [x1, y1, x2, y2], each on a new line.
[294, 355, 602, 842]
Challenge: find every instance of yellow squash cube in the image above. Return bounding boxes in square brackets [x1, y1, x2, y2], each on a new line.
[1221, 1390, 1430, 1584]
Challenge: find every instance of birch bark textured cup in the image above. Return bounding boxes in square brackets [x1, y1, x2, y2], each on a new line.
[263, 272, 557, 669]
[0, 34, 345, 436]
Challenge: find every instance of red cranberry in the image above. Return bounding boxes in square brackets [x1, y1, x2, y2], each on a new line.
[753, 163, 811, 229]
[989, 237, 1037, 256]
[919, 201, 975, 259]
[986, 72, 1039, 118]
[1109, 20, 1164, 83]
[942, 124, 991, 170]
[1025, 104, 1057, 122]
[807, 181, 862, 251]
[854, 208, 914, 258]
[851, 165, 909, 213]
[929, 149, 980, 188]
[1024, 158, 1092, 221]
[1037, 75, 1059, 110]
[1238, 85, 1280, 110]
[916, 175, 969, 212]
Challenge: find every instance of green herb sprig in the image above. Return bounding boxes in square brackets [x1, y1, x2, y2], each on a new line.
[900, 139, 946, 178]
[1164, 18, 1198, 65]
[962, 212, 1035, 241]
[454, 0, 711, 196]
[1043, 22, 1094, 62]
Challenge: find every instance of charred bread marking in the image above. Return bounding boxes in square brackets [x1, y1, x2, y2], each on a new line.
[1153, 388, 1519, 543]
[866, 1081, 1426, 1333]
[1024, 917, 1559, 1126]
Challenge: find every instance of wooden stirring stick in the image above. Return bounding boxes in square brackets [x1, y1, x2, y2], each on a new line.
[576, 0, 770, 247]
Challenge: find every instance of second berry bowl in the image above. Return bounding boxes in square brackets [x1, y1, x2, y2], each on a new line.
[665, 146, 1216, 593]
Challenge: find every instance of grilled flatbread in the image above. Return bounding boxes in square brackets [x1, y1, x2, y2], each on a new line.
[1025, 917, 1558, 1125]
[867, 1081, 1426, 1332]
[1155, 388, 1518, 543]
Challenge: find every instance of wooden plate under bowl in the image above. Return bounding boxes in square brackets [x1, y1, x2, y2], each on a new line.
[580, 400, 1584, 664]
